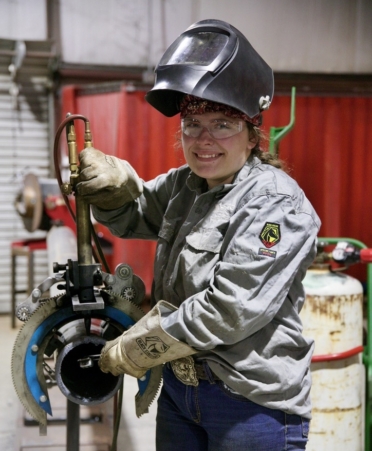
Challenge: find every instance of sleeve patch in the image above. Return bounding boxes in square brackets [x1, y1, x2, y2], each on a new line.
[259, 222, 281, 248]
[258, 247, 277, 258]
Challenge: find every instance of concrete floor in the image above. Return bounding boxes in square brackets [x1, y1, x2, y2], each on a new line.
[0, 315, 158, 451]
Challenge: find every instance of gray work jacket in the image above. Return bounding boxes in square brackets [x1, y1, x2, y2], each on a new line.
[93, 155, 321, 419]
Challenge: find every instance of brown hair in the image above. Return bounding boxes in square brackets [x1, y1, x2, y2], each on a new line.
[248, 123, 287, 171]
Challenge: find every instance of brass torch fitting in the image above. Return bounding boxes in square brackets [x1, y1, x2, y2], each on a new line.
[84, 121, 93, 148]
[67, 122, 78, 176]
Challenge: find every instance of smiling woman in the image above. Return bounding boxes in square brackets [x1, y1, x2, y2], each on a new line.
[179, 97, 285, 187]
[180, 110, 255, 188]
[77, 19, 321, 451]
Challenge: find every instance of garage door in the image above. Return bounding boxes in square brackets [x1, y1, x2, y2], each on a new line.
[0, 38, 54, 313]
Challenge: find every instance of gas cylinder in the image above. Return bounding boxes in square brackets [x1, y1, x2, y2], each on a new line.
[300, 263, 365, 451]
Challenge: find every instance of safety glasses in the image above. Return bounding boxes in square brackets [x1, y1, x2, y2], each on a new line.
[181, 118, 245, 140]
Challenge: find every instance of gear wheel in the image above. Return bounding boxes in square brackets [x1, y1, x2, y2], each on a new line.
[121, 286, 136, 301]
[16, 305, 31, 322]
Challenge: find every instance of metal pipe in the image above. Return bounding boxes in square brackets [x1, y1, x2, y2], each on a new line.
[55, 336, 123, 405]
[76, 195, 92, 265]
[311, 345, 364, 363]
[65, 118, 92, 266]
[66, 400, 80, 451]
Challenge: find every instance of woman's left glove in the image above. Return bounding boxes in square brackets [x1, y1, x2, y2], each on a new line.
[98, 301, 196, 377]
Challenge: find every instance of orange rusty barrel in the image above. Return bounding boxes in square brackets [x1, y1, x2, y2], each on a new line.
[300, 265, 365, 451]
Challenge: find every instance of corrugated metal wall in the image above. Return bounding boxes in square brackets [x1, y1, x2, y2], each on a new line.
[0, 39, 54, 312]
[61, 84, 372, 290]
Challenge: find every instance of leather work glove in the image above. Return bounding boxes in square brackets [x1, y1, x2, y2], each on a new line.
[99, 301, 196, 378]
[77, 147, 143, 210]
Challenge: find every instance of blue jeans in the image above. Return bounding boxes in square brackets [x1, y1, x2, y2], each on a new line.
[156, 364, 309, 451]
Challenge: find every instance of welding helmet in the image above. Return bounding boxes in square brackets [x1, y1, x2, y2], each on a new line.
[145, 19, 274, 122]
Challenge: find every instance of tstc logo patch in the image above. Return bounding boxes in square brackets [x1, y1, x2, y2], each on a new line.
[136, 336, 169, 359]
[259, 222, 281, 248]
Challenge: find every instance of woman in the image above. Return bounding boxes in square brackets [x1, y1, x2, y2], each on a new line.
[78, 19, 320, 451]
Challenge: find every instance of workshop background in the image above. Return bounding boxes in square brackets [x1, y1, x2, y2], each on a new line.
[0, 1, 371, 450]
[0, 0, 371, 312]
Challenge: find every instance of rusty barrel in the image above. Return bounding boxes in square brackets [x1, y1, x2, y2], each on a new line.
[301, 266, 365, 451]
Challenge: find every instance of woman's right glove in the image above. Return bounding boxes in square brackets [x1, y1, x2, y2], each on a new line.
[77, 147, 143, 210]
[98, 301, 196, 378]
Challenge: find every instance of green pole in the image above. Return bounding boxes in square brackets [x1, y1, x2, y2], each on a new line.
[269, 86, 296, 156]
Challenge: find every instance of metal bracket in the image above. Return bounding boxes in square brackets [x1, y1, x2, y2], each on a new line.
[16, 273, 65, 321]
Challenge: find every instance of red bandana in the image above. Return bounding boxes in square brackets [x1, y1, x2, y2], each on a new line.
[179, 95, 262, 126]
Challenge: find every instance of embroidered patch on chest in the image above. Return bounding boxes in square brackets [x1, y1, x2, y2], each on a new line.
[259, 222, 281, 248]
